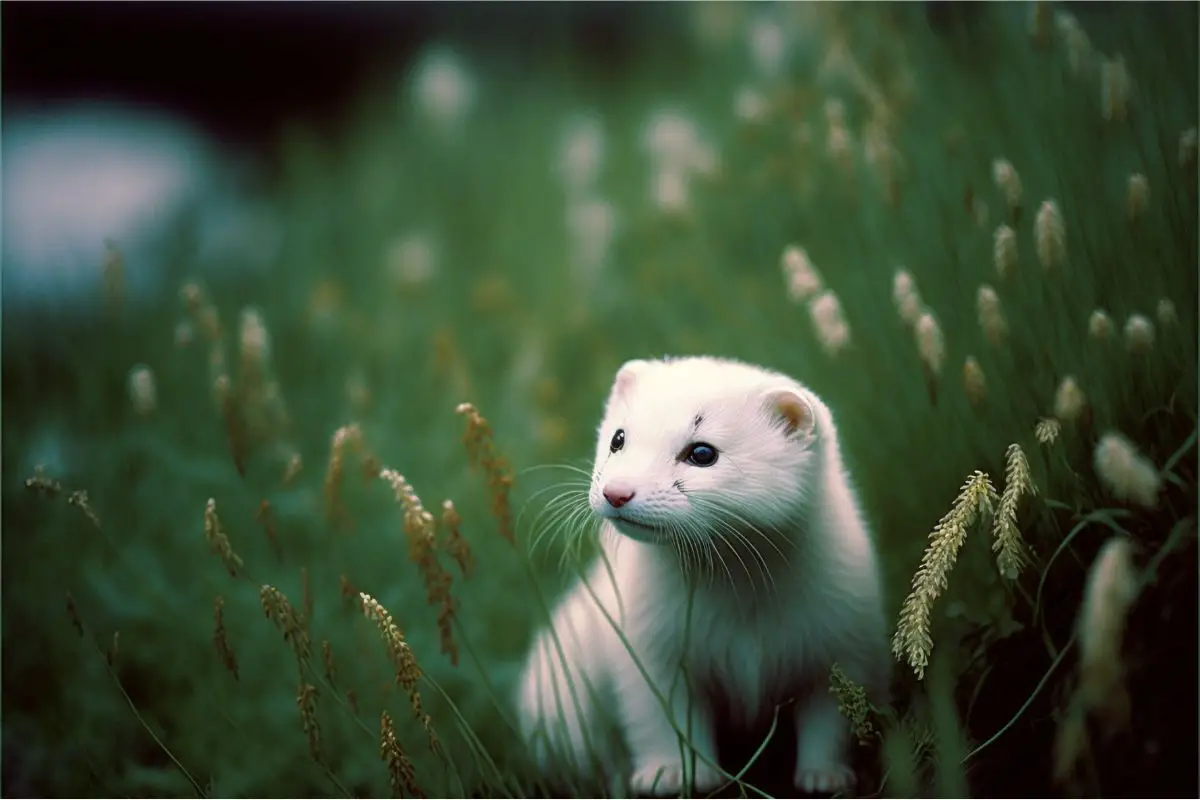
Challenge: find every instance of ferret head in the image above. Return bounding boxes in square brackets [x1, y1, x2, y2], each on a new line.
[588, 357, 827, 546]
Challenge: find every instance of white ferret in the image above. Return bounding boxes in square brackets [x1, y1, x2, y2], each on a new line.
[516, 356, 889, 796]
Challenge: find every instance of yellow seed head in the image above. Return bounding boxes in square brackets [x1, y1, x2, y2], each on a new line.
[1123, 313, 1155, 354]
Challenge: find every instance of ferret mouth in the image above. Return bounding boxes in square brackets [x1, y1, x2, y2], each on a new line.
[612, 516, 657, 531]
[608, 515, 670, 543]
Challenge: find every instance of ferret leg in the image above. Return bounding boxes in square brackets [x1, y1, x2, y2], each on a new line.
[620, 665, 723, 797]
[793, 687, 855, 795]
[518, 632, 610, 779]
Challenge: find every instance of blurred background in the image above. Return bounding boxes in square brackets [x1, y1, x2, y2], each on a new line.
[3, 2, 1196, 798]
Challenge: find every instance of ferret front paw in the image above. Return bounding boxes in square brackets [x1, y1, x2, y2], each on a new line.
[630, 758, 723, 797]
[794, 764, 856, 796]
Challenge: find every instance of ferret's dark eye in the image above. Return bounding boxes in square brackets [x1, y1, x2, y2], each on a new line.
[610, 429, 625, 452]
[684, 442, 718, 467]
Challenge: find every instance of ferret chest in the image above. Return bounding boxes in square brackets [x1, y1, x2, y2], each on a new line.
[678, 594, 812, 716]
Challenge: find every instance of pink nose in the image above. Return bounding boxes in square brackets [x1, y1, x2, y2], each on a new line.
[603, 485, 636, 509]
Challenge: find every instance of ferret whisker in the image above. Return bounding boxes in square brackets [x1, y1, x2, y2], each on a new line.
[703, 532, 741, 600]
[690, 496, 791, 569]
[518, 461, 593, 479]
[530, 491, 591, 563]
[712, 523, 770, 596]
[520, 482, 589, 537]
[705, 499, 795, 567]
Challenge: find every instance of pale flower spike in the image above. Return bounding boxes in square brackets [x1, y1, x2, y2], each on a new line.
[892, 269, 923, 328]
[1088, 309, 1114, 341]
[916, 312, 945, 376]
[1123, 313, 1154, 355]
[1054, 376, 1086, 423]
[1035, 199, 1067, 270]
[1094, 432, 1160, 508]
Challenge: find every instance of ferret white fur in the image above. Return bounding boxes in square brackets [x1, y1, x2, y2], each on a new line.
[516, 356, 888, 796]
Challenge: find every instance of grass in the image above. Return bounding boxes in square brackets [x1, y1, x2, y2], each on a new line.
[3, 3, 1196, 797]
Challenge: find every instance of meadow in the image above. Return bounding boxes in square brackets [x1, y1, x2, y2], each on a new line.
[3, 3, 1197, 797]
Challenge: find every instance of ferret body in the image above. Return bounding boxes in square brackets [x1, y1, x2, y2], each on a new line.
[516, 356, 888, 796]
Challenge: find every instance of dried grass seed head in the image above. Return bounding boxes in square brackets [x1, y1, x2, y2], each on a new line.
[1078, 538, 1137, 665]
[1123, 313, 1155, 354]
[976, 284, 1007, 346]
[1055, 11, 1094, 75]
[992, 158, 1023, 211]
[993, 224, 1018, 279]
[1126, 173, 1149, 222]
[1100, 55, 1131, 123]
[1155, 299, 1177, 327]
[963, 356, 986, 406]
[1180, 127, 1198, 169]
[128, 364, 157, 415]
[1088, 309, 1114, 340]
[380, 710, 423, 798]
[892, 268, 923, 327]
[993, 443, 1035, 580]
[1094, 431, 1161, 508]
[359, 592, 423, 690]
[1076, 537, 1137, 731]
[204, 498, 244, 577]
[1035, 417, 1062, 445]
[915, 311, 945, 376]
[892, 470, 999, 679]
[1054, 375, 1087, 423]
[809, 289, 852, 356]
[1035, 199, 1067, 270]
[782, 245, 823, 303]
[238, 306, 271, 374]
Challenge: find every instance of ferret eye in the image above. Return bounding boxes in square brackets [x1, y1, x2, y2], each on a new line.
[610, 429, 625, 452]
[684, 442, 718, 467]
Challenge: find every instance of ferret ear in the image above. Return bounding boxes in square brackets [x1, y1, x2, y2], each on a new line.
[764, 388, 816, 439]
[610, 359, 648, 401]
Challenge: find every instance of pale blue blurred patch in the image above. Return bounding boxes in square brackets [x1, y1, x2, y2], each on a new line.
[2, 103, 280, 313]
